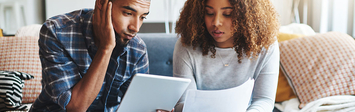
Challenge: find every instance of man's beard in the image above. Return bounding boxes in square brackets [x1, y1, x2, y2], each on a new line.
[115, 31, 131, 47]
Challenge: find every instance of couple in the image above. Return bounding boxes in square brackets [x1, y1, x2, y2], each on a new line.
[30, 0, 280, 111]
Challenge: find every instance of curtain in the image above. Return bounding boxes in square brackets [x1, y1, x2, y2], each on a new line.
[298, 0, 355, 37]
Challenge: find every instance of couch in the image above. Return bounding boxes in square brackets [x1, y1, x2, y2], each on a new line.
[1, 23, 355, 112]
[139, 33, 179, 77]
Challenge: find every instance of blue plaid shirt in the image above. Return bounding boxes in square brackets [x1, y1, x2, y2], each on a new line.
[30, 9, 149, 112]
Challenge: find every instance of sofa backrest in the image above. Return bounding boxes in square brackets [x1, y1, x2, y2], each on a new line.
[138, 33, 179, 77]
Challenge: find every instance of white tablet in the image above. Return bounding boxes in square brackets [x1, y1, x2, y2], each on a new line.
[116, 73, 191, 112]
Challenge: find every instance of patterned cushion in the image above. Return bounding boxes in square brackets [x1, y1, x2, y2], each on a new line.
[0, 36, 42, 103]
[0, 71, 34, 111]
[275, 32, 303, 102]
[279, 32, 355, 108]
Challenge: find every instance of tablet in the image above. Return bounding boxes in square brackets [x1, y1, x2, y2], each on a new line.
[116, 73, 191, 112]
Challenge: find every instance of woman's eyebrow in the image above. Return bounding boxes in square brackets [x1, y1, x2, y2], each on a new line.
[221, 7, 233, 9]
[205, 5, 233, 10]
[206, 5, 213, 9]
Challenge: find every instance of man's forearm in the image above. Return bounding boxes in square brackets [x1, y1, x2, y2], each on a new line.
[66, 48, 113, 111]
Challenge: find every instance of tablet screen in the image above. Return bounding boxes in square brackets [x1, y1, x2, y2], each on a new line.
[117, 73, 191, 112]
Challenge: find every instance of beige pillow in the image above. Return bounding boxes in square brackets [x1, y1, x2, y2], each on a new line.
[279, 32, 355, 108]
[15, 24, 42, 38]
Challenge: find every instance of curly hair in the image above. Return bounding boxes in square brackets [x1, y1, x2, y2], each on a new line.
[175, 0, 280, 63]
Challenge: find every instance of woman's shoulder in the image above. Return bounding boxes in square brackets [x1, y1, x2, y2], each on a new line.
[258, 39, 279, 60]
[174, 38, 203, 55]
[175, 38, 200, 51]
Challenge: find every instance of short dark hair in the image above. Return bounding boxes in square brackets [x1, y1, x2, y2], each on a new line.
[110, 0, 151, 1]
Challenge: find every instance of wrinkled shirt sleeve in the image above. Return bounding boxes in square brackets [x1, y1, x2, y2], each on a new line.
[38, 22, 82, 110]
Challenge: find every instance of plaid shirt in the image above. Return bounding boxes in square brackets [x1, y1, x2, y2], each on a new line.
[30, 9, 149, 112]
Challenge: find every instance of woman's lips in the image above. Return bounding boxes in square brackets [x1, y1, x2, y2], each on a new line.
[212, 30, 225, 37]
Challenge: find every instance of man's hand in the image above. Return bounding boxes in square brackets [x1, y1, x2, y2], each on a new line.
[66, 0, 116, 111]
[93, 0, 116, 50]
[156, 108, 174, 112]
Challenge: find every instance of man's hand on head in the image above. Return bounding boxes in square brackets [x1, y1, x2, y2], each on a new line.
[156, 108, 174, 112]
[93, 0, 116, 50]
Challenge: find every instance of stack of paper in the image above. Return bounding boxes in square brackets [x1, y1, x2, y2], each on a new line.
[183, 78, 255, 112]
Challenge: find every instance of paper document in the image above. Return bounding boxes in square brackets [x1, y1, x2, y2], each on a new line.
[182, 78, 255, 112]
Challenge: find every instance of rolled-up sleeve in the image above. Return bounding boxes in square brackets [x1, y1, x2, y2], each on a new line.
[38, 22, 82, 110]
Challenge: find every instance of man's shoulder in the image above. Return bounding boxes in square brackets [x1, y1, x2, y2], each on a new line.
[129, 36, 147, 50]
[44, 9, 94, 30]
[126, 36, 147, 56]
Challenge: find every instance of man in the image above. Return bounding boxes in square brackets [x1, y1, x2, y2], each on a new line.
[30, 0, 171, 111]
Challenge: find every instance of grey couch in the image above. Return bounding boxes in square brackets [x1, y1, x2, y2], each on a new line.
[138, 33, 179, 77]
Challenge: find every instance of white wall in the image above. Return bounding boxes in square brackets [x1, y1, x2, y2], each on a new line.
[271, 0, 294, 26]
[1, 0, 296, 34]
[26, 0, 44, 25]
[45, 0, 95, 19]
[0, 0, 44, 35]
[45, 0, 187, 23]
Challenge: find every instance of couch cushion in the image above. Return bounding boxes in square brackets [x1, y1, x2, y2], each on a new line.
[279, 32, 355, 108]
[138, 33, 178, 77]
[0, 36, 42, 103]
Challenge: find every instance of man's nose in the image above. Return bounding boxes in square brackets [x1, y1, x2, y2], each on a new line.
[128, 18, 141, 33]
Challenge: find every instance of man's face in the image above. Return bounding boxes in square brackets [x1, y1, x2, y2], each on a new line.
[111, 0, 150, 47]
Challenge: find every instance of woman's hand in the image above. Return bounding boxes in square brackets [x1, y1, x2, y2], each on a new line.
[93, 0, 116, 50]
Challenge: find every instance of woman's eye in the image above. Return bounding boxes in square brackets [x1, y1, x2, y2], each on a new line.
[206, 13, 214, 16]
[224, 14, 231, 17]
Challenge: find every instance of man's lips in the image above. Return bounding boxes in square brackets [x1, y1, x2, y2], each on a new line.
[124, 33, 135, 39]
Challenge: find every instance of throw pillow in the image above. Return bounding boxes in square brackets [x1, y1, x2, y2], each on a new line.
[277, 32, 304, 42]
[0, 28, 3, 37]
[279, 32, 355, 108]
[0, 36, 42, 103]
[15, 24, 42, 38]
[0, 71, 34, 111]
[275, 32, 303, 102]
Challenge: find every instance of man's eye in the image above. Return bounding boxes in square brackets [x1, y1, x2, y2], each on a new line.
[125, 12, 132, 15]
[141, 17, 147, 20]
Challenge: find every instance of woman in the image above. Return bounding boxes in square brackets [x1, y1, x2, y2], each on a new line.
[173, 0, 280, 111]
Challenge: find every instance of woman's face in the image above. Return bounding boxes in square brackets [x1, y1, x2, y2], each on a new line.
[204, 0, 234, 48]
